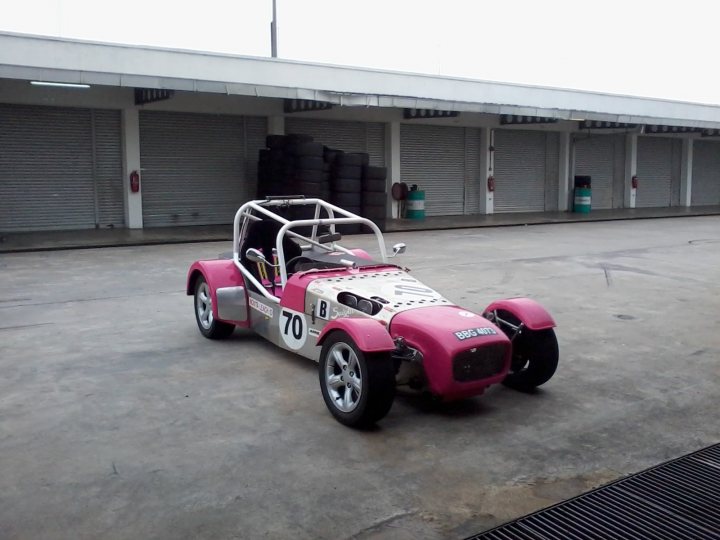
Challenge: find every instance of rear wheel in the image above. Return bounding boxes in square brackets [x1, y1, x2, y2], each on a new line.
[502, 328, 559, 392]
[319, 331, 395, 428]
[194, 277, 235, 339]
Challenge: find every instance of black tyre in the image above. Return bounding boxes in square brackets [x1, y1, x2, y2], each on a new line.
[296, 169, 324, 183]
[324, 147, 343, 164]
[336, 153, 364, 167]
[333, 165, 362, 180]
[331, 192, 362, 207]
[267, 163, 292, 175]
[336, 211, 363, 234]
[297, 181, 325, 197]
[266, 134, 286, 149]
[362, 204, 386, 219]
[257, 162, 268, 182]
[362, 178, 386, 193]
[331, 177, 362, 193]
[295, 156, 324, 170]
[363, 165, 387, 180]
[286, 133, 313, 145]
[194, 276, 235, 339]
[369, 218, 386, 232]
[268, 173, 292, 185]
[354, 153, 371, 166]
[319, 331, 395, 427]
[362, 192, 386, 206]
[502, 328, 559, 392]
[290, 141, 324, 157]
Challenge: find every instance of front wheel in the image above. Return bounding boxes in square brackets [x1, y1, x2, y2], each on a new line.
[194, 276, 235, 339]
[502, 328, 559, 392]
[319, 331, 395, 428]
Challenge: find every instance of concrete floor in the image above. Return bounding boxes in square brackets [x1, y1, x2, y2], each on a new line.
[1, 217, 719, 539]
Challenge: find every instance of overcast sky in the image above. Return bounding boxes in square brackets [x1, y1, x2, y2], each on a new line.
[4, 0, 720, 105]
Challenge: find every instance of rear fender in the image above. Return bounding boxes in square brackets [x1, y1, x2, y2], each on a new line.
[317, 318, 395, 353]
[187, 260, 249, 327]
[483, 298, 555, 331]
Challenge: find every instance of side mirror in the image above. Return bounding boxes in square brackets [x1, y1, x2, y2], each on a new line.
[245, 248, 268, 265]
[390, 243, 406, 257]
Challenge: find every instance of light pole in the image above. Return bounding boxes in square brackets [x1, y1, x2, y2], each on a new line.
[270, 0, 278, 58]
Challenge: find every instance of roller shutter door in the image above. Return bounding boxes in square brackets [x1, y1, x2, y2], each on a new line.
[400, 124, 465, 216]
[140, 111, 266, 227]
[284, 118, 385, 165]
[636, 137, 681, 208]
[574, 135, 616, 209]
[494, 130, 557, 213]
[0, 104, 123, 232]
[691, 140, 720, 205]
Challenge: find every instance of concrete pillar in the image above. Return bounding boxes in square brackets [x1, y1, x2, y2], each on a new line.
[680, 138, 693, 207]
[385, 121, 401, 218]
[121, 108, 143, 228]
[479, 127, 494, 214]
[624, 133, 638, 209]
[558, 132, 571, 211]
[267, 116, 285, 135]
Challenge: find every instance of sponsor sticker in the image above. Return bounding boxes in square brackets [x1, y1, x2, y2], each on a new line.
[308, 328, 321, 337]
[458, 311, 475, 318]
[333, 307, 353, 319]
[454, 327, 497, 341]
[249, 297, 274, 318]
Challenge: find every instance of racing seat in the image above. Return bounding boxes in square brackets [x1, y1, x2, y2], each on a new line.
[240, 218, 302, 292]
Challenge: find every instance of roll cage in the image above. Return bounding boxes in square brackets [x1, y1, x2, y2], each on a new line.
[232, 197, 388, 304]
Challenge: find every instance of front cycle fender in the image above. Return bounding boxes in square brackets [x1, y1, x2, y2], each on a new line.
[483, 298, 555, 331]
[316, 318, 395, 353]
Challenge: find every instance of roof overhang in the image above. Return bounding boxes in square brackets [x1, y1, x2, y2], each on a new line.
[2, 32, 720, 129]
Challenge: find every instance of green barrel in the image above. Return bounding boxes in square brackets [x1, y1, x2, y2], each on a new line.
[406, 190, 425, 219]
[573, 187, 591, 213]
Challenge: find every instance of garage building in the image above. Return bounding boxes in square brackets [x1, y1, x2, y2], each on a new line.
[1, 32, 719, 233]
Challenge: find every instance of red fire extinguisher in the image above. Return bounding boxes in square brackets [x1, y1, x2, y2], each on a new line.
[130, 170, 141, 193]
[487, 175, 495, 192]
[631, 175, 638, 190]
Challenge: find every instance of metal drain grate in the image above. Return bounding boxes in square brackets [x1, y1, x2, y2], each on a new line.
[468, 443, 720, 540]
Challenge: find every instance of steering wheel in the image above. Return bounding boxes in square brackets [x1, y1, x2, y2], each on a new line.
[285, 256, 314, 274]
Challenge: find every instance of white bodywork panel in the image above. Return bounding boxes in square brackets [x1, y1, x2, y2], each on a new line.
[305, 269, 453, 325]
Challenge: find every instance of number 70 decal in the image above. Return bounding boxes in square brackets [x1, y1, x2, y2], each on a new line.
[279, 308, 307, 350]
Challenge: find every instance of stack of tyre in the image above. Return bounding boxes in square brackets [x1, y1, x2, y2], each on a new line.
[287, 134, 328, 201]
[257, 135, 386, 233]
[257, 134, 330, 200]
[361, 165, 387, 230]
[329, 151, 368, 234]
[257, 135, 292, 198]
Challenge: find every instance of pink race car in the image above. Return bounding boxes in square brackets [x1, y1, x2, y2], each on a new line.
[187, 197, 559, 427]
